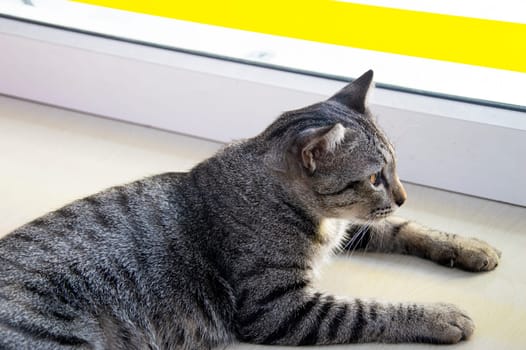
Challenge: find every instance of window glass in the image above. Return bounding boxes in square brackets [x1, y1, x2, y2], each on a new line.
[2, 0, 525, 109]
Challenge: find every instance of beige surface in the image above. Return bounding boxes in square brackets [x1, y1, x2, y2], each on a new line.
[1, 95, 525, 349]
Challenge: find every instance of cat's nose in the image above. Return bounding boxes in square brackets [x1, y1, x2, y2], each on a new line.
[395, 195, 406, 207]
[393, 181, 407, 207]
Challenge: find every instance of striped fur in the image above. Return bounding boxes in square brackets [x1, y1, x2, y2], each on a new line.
[0, 71, 499, 349]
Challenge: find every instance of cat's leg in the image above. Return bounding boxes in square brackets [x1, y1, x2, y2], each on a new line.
[344, 217, 501, 272]
[235, 284, 474, 345]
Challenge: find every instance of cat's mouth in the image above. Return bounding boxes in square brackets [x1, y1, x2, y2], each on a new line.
[370, 206, 394, 220]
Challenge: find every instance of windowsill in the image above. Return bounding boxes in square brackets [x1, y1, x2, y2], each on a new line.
[1, 94, 525, 350]
[0, 17, 525, 206]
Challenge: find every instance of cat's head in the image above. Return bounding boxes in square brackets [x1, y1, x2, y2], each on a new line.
[263, 70, 406, 222]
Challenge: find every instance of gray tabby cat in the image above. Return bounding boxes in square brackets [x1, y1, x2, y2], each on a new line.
[0, 70, 501, 350]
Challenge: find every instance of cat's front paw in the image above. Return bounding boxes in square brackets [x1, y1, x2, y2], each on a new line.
[452, 237, 501, 272]
[417, 303, 474, 344]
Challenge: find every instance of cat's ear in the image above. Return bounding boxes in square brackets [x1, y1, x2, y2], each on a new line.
[329, 69, 374, 113]
[298, 123, 346, 174]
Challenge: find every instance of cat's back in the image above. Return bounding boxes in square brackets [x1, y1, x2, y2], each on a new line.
[0, 171, 187, 260]
[0, 171, 202, 299]
[0, 171, 224, 349]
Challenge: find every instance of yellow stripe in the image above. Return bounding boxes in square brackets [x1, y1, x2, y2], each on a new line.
[73, 0, 526, 73]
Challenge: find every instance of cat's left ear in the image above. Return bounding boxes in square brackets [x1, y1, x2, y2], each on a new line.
[298, 123, 346, 174]
[329, 69, 374, 113]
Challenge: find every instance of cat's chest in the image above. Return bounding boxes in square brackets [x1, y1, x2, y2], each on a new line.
[317, 218, 349, 250]
[309, 218, 349, 278]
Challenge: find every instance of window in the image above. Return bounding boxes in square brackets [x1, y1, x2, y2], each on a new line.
[1, 1, 525, 206]
[2, 0, 525, 109]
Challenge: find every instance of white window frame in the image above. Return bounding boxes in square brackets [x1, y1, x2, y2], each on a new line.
[1, 17, 525, 206]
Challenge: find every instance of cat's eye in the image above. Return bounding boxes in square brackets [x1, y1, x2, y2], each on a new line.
[369, 171, 382, 187]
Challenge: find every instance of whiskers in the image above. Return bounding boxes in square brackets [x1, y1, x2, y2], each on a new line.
[338, 219, 374, 258]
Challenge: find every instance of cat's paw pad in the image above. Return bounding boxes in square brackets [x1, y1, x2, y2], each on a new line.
[455, 237, 501, 272]
[422, 303, 475, 344]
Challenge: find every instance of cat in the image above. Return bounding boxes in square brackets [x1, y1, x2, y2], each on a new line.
[0, 70, 501, 350]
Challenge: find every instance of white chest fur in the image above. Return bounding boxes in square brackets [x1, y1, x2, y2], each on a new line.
[310, 218, 350, 280]
[318, 218, 349, 251]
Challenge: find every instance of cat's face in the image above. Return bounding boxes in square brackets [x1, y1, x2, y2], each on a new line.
[305, 125, 407, 221]
[265, 70, 406, 222]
